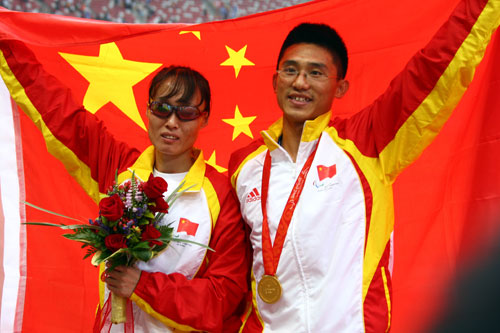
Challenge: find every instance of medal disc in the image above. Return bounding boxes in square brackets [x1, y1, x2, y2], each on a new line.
[258, 275, 282, 304]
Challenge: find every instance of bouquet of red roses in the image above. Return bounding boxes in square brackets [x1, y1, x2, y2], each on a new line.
[84, 172, 173, 268]
[24, 171, 205, 323]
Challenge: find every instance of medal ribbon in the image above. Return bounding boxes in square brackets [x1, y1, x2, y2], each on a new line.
[260, 143, 319, 276]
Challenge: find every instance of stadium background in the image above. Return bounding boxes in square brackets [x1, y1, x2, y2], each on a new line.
[0, 0, 312, 23]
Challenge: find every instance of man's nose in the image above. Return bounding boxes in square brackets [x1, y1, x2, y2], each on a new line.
[292, 71, 310, 89]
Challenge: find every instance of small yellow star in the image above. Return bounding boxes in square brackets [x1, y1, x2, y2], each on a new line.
[220, 45, 255, 78]
[59, 42, 162, 130]
[179, 31, 201, 40]
[222, 105, 256, 141]
[206, 151, 227, 173]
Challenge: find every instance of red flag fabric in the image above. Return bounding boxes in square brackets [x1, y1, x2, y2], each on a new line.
[177, 218, 199, 237]
[0, 1, 499, 332]
[316, 164, 337, 181]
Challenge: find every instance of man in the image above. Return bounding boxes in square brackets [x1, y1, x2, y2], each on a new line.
[229, 0, 499, 331]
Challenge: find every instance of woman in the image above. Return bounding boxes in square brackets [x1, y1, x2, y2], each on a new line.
[98, 66, 250, 332]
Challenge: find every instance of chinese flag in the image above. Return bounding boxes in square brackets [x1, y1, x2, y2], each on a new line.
[0, 1, 499, 332]
[177, 218, 199, 237]
[316, 164, 337, 181]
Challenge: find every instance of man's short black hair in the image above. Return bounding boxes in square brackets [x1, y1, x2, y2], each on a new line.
[277, 23, 348, 79]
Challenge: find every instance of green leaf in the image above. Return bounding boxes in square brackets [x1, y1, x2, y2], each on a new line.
[91, 250, 111, 266]
[112, 254, 130, 267]
[105, 216, 119, 227]
[143, 211, 155, 219]
[126, 233, 141, 244]
[170, 237, 214, 252]
[164, 180, 185, 203]
[158, 225, 174, 235]
[165, 181, 196, 207]
[22, 201, 83, 222]
[99, 248, 129, 263]
[131, 241, 151, 250]
[131, 248, 153, 262]
[153, 242, 169, 254]
[63, 229, 104, 247]
[155, 236, 173, 243]
[131, 171, 137, 188]
[154, 212, 166, 223]
[137, 219, 149, 226]
[23, 222, 100, 231]
[83, 247, 99, 260]
[102, 253, 130, 268]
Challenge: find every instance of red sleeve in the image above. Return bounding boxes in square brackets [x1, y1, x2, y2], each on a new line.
[332, 0, 497, 181]
[0, 39, 140, 195]
[131, 176, 251, 332]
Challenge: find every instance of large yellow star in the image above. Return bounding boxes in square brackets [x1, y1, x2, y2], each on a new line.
[220, 45, 255, 78]
[222, 105, 256, 141]
[206, 151, 227, 173]
[59, 42, 162, 130]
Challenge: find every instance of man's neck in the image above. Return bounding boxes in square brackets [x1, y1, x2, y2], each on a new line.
[281, 120, 304, 162]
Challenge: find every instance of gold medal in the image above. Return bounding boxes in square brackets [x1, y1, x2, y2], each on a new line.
[258, 274, 282, 304]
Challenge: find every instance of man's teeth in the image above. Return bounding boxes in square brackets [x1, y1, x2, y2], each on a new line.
[290, 96, 310, 102]
[164, 135, 177, 139]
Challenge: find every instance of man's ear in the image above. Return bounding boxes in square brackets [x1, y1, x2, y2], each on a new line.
[272, 73, 278, 92]
[335, 79, 350, 98]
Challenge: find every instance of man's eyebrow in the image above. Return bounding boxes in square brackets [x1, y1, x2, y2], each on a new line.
[281, 59, 328, 69]
[281, 60, 299, 67]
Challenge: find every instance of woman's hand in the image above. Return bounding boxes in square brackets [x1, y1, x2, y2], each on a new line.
[105, 265, 142, 298]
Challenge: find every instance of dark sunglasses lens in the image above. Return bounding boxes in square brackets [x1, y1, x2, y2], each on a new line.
[149, 102, 202, 121]
[150, 102, 172, 118]
[177, 107, 201, 120]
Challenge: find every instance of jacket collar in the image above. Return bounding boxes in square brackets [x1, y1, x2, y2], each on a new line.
[117, 146, 206, 193]
[261, 112, 331, 149]
[260, 112, 331, 163]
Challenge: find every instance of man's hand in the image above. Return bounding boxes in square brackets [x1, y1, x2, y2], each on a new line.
[105, 265, 142, 298]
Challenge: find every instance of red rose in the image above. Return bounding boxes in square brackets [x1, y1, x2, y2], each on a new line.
[143, 174, 168, 199]
[99, 194, 124, 221]
[141, 225, 163, 246]
[151, 197, 169, 213]
[104, 234, 128, 252]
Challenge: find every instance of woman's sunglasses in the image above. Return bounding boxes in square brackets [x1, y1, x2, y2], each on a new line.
[148, 101, 206, 121]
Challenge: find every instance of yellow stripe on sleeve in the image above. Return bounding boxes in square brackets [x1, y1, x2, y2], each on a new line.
[381, 267, 392, 332]
[202, 178, 221, 231]
[130, 293, 202, 332]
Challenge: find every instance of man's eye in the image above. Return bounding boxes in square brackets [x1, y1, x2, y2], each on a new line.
[309, 70, 326, 78]
[283, 67, 298, 75]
